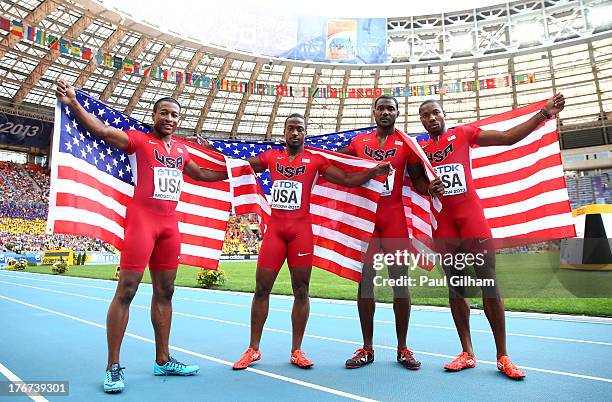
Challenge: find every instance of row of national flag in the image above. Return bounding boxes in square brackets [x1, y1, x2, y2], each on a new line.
[3, 15, 535, 98]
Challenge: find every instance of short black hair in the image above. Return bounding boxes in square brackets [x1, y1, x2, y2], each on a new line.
[419, 99, 443, 113]
[373, 95, 399, 109]
[153, 97, 181, 112]
[284, 113, 305, 128]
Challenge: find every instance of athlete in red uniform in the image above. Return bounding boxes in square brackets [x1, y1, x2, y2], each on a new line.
[418, 93, 565, 379]
[56, 79, 228, 393]
[232, 113, 390, 369]
[339, 95, 444, 370]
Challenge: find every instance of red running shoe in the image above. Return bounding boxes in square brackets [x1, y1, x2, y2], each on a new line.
[232, 348, 261, 370]
[290, 350, 314, 368]
[444, 352, 477, 371]
[497, 355, 526, 379]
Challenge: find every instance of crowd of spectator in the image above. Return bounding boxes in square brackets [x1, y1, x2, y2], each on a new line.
[1, 162, 262, 255]
[0, 200, 48, 220]
[0, 218, 113, 252]
[0, 161, 48, 203]
[24, 163, 50, 200]
[222, 215, 262, 255]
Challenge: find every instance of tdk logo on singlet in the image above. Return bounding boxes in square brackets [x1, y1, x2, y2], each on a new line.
[364, 146, 397, 161]
[436, 164, 461, 173]
[426, 143, 454, 163]
[272, 181, 300, 204]
[276, 163, 306, 178]
[154, 149, 184, 168]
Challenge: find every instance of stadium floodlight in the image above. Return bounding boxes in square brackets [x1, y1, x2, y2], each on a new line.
[589, 5, 612, 28]
[514, 21, 544, 45]
[449, 33, 473, 52]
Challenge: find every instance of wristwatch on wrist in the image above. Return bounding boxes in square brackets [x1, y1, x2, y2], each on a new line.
[540, 109, 552, 119]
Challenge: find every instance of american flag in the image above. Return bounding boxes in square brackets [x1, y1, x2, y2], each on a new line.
[214, 100, 575, 280]
[212, 132, 440, 281]
[48, 89, 231, 270]
[415, 99, 575, 239]
[48, 90, 573, 281]
[470, 100, 575, 238]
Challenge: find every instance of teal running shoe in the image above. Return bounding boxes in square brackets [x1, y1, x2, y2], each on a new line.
[153, 356, 199, 376]
[104, 363, 125, 393]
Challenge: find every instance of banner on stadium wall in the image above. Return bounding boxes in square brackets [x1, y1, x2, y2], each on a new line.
[0, 113, 53, 149]
[282, 17, 387, 64]
[0, 252, 43, 267]
[81, 251, 120, 265]
[0, 15, 536, 98]
[220, 254, 257, 261]
[41, 249, 73, 265]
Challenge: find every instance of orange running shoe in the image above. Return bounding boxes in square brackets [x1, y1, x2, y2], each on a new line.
[232, 348, 261, 370]
[444, 352, 477, 371]
[290, 350, 314, 368]
[497, 355, 526, 379]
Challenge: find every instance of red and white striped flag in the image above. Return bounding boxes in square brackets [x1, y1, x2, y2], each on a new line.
[228, 146, 438, 281]
[468, 100, 575, 239]
[48, 92, 231, 270]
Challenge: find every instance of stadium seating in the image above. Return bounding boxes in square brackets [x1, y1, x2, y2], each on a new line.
[564, 172, 612, 209]
[1, 162, 262, 255]
[222, 215, 262, 255]
[7, 160, 611, 255]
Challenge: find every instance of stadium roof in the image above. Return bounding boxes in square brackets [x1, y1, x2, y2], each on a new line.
[0, 0, 610, 145]
[103, 0, 507, 19]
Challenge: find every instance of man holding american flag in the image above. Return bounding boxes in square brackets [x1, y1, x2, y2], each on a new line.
[338, 95, 445, 371]
[418, 93, 566, 379]
[55, 79, 228, 394]
[232, 113, 391, 370]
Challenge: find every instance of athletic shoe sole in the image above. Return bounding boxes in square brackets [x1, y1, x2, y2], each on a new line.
[291, 363, 313, 369]
[444, 365, 475, 372]
[153, 370, 199, 376]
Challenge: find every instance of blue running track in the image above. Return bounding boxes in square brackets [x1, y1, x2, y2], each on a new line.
[0, 270, 610, 401]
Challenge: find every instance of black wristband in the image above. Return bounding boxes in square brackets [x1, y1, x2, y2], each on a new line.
[540, 109, 552, 119]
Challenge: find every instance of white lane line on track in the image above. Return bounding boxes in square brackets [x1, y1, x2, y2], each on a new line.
[1, 279, 611, 384]
[0, 362, 48, 402]
[1, 273, 611, 347]
[0, 294, 377, 402]
[6, 270, 612, 325]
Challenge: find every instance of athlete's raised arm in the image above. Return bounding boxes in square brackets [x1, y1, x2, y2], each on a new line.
[56, 79, 129, 150]
[476, 93, 565, 146]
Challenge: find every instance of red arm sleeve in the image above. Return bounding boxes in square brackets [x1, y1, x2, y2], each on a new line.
[316, 153, 331, 174]
[258, 149, 271, 170]
[123, 130, 141, 155]
[464, 125, 483, 146]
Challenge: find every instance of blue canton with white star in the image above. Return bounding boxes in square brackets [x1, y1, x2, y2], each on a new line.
[209, 127, 374, 195]
[61, 89, 378, 195]
[59, 90, 150, 185]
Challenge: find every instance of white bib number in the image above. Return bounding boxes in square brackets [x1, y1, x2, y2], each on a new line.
[271, 180, 302, 210]
[153, 167, 183, 201]
[434, 163, 467, 195]
[381, 168, 395, 197]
